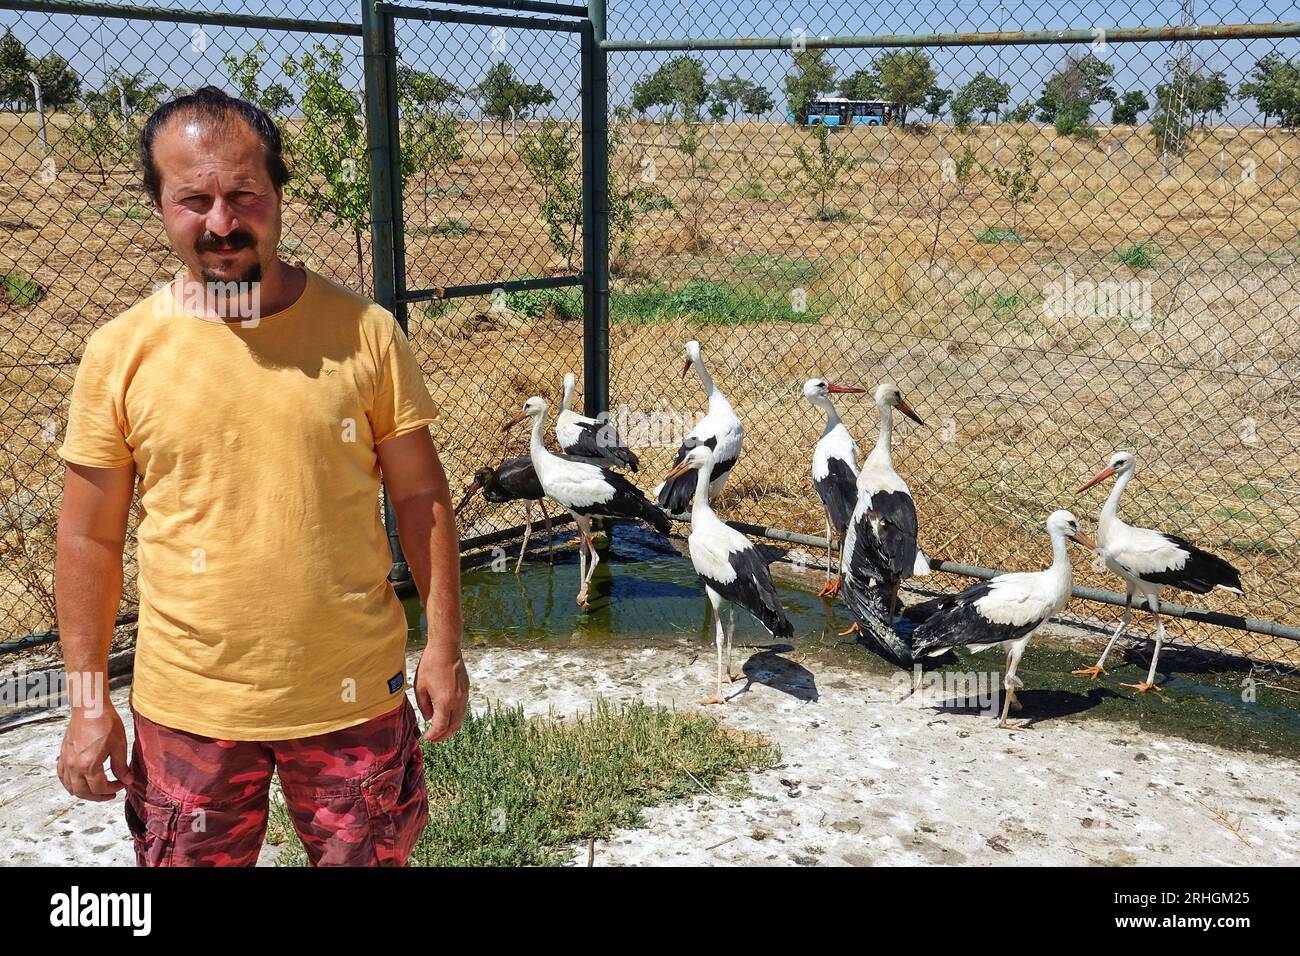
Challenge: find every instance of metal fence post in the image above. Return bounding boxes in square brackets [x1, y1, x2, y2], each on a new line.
[581, 1, 610, 421]
[362, 0, 408, 583]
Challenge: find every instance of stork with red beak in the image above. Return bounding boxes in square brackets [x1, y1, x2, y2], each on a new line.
[453, 456, 552, 574]
[802, 378, 865, 597]
[1072, 450, 1244, 692]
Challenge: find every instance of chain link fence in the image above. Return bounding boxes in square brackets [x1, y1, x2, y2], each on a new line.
[598, 2, 1300, 669]
[2, 1, 1298, 674]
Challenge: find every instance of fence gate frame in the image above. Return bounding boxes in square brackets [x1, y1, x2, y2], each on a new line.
[361, 0, 608, 581]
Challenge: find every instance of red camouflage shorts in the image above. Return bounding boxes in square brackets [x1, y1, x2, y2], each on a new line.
[124, 696, 429, 867]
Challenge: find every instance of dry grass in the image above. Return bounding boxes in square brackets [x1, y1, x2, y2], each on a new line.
[2, 113, 1298, 667]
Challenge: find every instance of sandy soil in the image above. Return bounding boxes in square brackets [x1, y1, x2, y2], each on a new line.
[2, 638, 1296, 867]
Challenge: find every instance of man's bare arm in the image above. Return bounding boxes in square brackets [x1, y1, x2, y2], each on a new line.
[55, 461, 136, 800]
[377, 427, 467, 742]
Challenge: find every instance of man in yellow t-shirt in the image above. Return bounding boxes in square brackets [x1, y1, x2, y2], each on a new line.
[53, 87, 468, 866]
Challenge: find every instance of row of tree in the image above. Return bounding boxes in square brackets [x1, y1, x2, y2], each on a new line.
[632, 46, 1300, 142]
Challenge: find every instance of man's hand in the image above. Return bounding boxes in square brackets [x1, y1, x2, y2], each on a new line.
[57, 705, 133, 801]
[413, 643, 469, 743]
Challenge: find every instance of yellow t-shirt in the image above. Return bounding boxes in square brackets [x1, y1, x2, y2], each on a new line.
[58, 269, 440, 739]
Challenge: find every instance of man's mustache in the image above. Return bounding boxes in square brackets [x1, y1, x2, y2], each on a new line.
[195, 231, 255, 253]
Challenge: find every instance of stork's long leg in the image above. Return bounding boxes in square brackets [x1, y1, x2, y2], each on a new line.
[515, 502, 533, 575]
[581, 515, 600, 591]
[539, 498, 554, 561]
[997, 641, 1028, 729]
[1074, 586, 1133, 679]
[1122, 592, 1165, 693]
[572, 511, 590, 606]
[723, 605, 741, 683]
[699, 588, 726, 705]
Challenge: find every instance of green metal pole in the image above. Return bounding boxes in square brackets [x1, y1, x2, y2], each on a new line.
[580, 9, 610, 421]
[362, 0, 408, 582]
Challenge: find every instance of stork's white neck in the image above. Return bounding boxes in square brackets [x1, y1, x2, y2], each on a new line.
[690, 465, 714, 521]
[867, 403, 895, 468]
[1048, 525, 1072, 573]
[528, 411, 557, 468]
[691, 358, 715, 398]
[1099, 469, 1133, 533]
[560, 378, 576, 414]
[810, 395, 842, 436]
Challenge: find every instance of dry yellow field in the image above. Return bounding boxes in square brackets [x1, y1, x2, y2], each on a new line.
[2, 112, 1297, 666]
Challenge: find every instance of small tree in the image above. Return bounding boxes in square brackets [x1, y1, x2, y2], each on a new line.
[223, 41, 295, 114]
[477, 62, 554, 133]
[956, 72, 1011, 126]
[282, 42, 412, 293]
[929, 143, 976, 265]
[518, 119, 582, 268]
[630, 56, 708, 121]
[58, 97, 133, 182]
[875, 49, 935, 127]
[839, 66, 880, 101]
[404, 105, 464, 222]
[981, 138, 1049, 237]
[785, 48, 836, 124]
[1111, 90, 1149, 125]
[790, 122, 861, 220]
[923, 85, 951, 123]
[518, 113, 660, 273]
[738, 83, 775, 119]
[710, 75, 763, 122]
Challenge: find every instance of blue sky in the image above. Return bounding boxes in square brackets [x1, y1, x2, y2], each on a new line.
[2, 0, 1296, 122]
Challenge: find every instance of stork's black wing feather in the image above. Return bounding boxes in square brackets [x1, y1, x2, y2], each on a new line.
[562, 420, 641, 472]
[846, 490, 919, 589]
[815, 458, 858, 536]
[701, 545, 792, 639]
[577, 469, 671, 534]
[907, 582, 1039, 657]
[1140, 533, 1244, 594]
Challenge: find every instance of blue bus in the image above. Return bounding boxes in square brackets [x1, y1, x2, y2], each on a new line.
[790, 97, 894, 126]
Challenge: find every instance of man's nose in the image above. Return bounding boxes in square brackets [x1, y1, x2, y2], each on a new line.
[205, 196, 241, 236]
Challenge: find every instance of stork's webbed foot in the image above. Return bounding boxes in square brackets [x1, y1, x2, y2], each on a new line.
[817, 577, 842, 598]
[837, 622, 861, 637]
[1071, 665, 1108, 680]
[1121, 681, 1161, 694]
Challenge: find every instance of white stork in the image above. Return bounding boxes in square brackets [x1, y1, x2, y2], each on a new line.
[556, 372, 639, 471]
[907, 510, 1094, 728]
[839, 383, 930, 659]
[655, 340, 744, 520]
[505, 397, 671, 607]
[802, 377, 865, 597]
[663, 443, 793, 705]
[1072, 450, 1244, 693]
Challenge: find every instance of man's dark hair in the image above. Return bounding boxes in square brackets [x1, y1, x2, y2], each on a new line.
[139, 86, 290, 204]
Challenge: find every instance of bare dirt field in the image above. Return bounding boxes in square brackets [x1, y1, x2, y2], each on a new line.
[2, 113, 1298, 669]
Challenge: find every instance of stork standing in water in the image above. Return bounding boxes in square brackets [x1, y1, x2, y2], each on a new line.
[664, 443, 793, 705]
[839, 383, 930, 659]
[908, 510, 1095, 728]
[454, 457, 552, 574]
[1072, 451, 1244, 692]
[802, 378, 865, 597]
[655, 340, 744, 520]
[505, 397, 670, 607]
[556, 372, 640, 471]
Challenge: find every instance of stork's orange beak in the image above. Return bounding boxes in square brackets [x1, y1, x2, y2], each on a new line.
[502, 412, 527, 432]
[664, 460, 692, 483]
[1070, 529, 1097, 552]
[1078, 466, 1116, 493]
[896, 398, 925, 426]
[453, 479, 482, 518]
[681, 357, 692, 379]
[827, 384, 865, 394]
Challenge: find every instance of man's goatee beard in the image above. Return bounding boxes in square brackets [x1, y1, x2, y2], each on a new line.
[201, 260, 263, 285]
